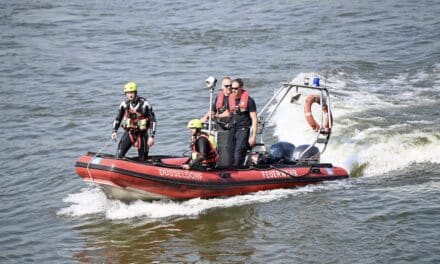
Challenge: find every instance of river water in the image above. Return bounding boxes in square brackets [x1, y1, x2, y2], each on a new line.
[1, 0, 439, 263]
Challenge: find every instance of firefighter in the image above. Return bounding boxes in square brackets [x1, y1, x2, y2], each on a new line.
[181, 119, 219, 170]
[111, 82, 156, 160]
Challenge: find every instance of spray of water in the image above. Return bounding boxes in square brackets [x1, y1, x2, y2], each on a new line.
[57, 180, 350, 220]
[271, 72, 440, 177]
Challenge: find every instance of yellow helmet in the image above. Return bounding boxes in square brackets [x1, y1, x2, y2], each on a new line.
[187, 119, 203, 129]
[123, 82, 137, 93]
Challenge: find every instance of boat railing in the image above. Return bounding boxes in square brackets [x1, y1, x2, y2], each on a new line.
[256, 81, 333, 162]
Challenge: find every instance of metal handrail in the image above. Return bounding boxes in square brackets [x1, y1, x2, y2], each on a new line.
[256, 82, 333, 161]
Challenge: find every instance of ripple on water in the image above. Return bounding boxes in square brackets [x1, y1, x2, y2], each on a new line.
[1, 0, 440, 262]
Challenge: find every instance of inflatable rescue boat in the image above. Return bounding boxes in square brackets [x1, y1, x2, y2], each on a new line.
[75, 80, 349, 201]
[75, 151, 348, 201]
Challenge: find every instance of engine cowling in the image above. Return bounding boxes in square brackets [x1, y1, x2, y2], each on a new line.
[292, 144, 320, 163]
[267, 142, 295, 163]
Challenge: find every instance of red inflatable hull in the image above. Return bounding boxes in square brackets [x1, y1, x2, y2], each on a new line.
[75, 153, 349, 201]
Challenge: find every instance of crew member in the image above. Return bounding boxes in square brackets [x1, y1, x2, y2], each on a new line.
[201, 76, 232, 128]
[227, 78, 258, 167]
[111, 82, 157, 160]
[181, 119, 219, 170]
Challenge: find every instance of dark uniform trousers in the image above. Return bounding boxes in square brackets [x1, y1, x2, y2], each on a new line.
[228, 127, 250, 167]
[116, 130, 149, 160]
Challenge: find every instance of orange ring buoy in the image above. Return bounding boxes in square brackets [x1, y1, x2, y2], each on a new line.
[304, 95, 331, 133]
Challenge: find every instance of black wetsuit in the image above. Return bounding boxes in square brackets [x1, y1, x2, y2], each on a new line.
[188, 133, 217, 168]
[112, 96, 156, 160]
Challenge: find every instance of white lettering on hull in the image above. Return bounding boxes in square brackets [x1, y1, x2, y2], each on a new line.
[261, 169, 298, 179]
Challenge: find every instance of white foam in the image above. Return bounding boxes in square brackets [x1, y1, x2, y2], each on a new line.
[271, 73, 440, 177]
[58, 181, 350, 220]
[329, 132, 440, 177]
[57, 186, 108, 216]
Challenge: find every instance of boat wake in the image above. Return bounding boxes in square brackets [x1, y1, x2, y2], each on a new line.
[57, 180, 350, 220]
[273, 71, 440, 177]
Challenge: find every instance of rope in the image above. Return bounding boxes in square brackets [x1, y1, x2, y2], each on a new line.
[86, 138, 115, 182]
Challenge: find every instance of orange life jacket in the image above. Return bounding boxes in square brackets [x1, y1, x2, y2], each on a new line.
[228, 90, 249, 113]
[192, 134, 219, 164]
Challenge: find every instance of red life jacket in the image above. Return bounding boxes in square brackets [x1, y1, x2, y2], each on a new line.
[216, 92, 228, 111]
[192, 134, 219, 164]
[229, 90, 249, 113]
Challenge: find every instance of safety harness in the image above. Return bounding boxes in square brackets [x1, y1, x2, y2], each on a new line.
[122, 98, 149, 149]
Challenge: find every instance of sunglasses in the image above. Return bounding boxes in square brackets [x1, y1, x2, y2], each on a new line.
[231, 87, 240, 90]
[223, 84, 232, 88]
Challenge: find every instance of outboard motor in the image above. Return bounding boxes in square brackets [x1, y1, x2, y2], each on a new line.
[267, 142, 295, 164]
[292, 144, 320, 163]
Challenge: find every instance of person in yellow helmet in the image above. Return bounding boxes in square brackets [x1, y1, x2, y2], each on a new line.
[181, 119, 219, 170]
[111, 82, 157, 160]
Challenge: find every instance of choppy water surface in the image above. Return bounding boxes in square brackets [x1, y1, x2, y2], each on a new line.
[1, 0, 439, 263]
